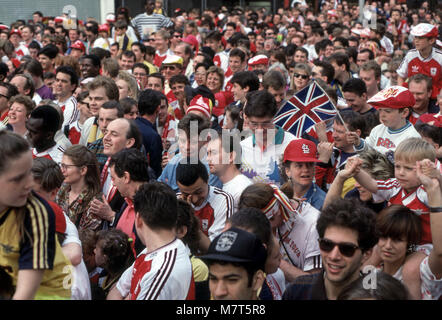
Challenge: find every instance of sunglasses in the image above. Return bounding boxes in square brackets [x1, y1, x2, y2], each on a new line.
[162, 65, 177, 70]
[294, 73, 309, 79]
[318, 238, 360, 257]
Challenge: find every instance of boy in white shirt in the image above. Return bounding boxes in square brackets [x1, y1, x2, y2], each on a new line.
[351, 86, 421, 160]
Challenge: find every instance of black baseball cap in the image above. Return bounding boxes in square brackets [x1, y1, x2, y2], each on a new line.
[201, 227, 267, 270]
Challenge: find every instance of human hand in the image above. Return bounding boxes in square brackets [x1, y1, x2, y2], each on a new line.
[346, 131, 361, 147]
[416, 160, 440, 190]
[317, 142, 335, 163]
[89, 195, 115, 222]
[339, 156, 362, 179]
[314, 121, 328, 142]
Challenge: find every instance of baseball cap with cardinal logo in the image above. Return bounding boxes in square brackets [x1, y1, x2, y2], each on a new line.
[367, 86, 416, 109]
[283, 138, 321, 163]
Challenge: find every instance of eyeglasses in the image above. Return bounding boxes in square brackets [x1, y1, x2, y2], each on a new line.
[294, 73, 309, 79]
[173, 35, 181, 38]
[162, 65, 177, 70]
[147, 38, 155, 42]
[0, 93, 9, 99]
[318, 238, 360, 257]
[59, 163, 79, 170]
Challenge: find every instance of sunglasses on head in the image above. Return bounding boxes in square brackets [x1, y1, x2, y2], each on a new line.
[318, 238, 360, 257]
[294, 73, 309, 79]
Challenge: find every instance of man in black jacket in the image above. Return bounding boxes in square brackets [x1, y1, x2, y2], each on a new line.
[283, 198, 378, 300]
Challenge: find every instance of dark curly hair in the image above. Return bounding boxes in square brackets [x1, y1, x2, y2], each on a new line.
[176, 199, 201, 255]
[316, 198, 378, 252]
[96, 229, 134, 275]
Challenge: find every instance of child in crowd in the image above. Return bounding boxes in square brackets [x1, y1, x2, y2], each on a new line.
[352, 86, 421, 160]
[94, 229, 135, 298]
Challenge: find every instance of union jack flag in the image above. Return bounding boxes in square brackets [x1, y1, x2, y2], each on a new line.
[273, 81, 338, 137]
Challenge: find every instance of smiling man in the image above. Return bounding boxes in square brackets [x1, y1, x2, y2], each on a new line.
[53, 66, 79, 129]
[283, 198, 378, 300]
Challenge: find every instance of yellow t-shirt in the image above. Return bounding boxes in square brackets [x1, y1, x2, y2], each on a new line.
[191, 255, 208, 282]
[0, 193, 72, 300]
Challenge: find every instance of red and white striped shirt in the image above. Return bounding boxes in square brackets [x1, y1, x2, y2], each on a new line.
[373, 178, 432, 244]
[397, 48, 442, 99]
[116, 238, 195, 300]
[32, 144, 65, 164]
[181, 186, 234, 241]
[55, 96, 80, 129]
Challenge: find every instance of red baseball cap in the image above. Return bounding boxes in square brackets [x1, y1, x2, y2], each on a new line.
[9, 29, 21, 37]
[70, 40, 85, 52]
[283, 139, 321, 163]
[367, 86, 416, 109]
[99, 24, 110, 33]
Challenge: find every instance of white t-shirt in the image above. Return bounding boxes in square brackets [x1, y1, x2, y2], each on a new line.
[116, 238, 194, 300]
[264, 268, 286, 300]
[222, 174, 253, 213]
[277, 201, 322, 273]
[240, 128, 296, 186]
[356, 122, 421, 156]
[62, 213, 92, 300]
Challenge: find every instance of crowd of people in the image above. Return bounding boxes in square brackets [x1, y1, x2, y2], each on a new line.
[0, 0, 441, 301]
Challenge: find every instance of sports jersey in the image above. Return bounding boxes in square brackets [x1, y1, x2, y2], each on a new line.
[419, 255, 442, 300]
[260, 268, 286, 300]
[222, 174, 252, 213]
[397, 47, 442, 99]
[0, 192, 72, 299]
[373, 178, 432, 244]
[187, 186, 233, 241]
[55, 96, 80, 129]
[355, 122, 421, 156]
[66, 121, 82, 145]
[277, 201, 322, 272]
[223, 67, 234, 92]
[116, 238, 195, 300]
[32, 144, 65, 164]
[213, 51, 229, 72]
[14, 44, 30, 60]
[79, 116, 103, 146]
[240, 126, 296, 186]
[153, 49, 174, 68]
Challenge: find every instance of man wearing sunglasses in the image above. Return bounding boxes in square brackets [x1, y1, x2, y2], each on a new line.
[283, 198, 378, 300]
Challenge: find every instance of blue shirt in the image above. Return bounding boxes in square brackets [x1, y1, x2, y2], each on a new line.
[303, 183, 326, 211]
[135, 117, 163, 178]
[157, 153, 223, 192]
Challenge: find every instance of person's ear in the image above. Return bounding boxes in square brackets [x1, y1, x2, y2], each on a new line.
[251, 270, 266, 294]
[361, 248, 373, 265]
[355, 129, 362, 137]
[126, 137, 135, 149]
[123, 171, 131, 184]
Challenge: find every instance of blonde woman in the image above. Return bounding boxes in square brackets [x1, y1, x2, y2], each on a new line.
[290, 63, 312, 92]
[116, 70, 139, 100]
